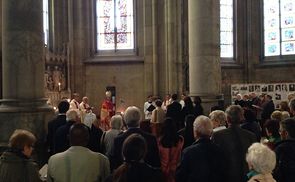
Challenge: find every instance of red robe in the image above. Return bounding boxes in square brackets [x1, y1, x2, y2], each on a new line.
[100, 98, 115, 130]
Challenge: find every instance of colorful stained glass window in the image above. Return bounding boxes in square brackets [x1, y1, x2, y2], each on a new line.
[264, 0, 295, 56]
[97, 0, 134, 50]
[220, 0, 234, 58]
[43, 0, 49, 45]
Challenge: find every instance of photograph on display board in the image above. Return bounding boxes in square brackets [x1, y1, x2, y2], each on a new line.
[268, 85, 274, 92]
[275, 84, 281, 92]
[262, 85, 268, 92]
[282, 84, 288, 92]
[255, 85, 261, 92]
[231, 83, 295, 107]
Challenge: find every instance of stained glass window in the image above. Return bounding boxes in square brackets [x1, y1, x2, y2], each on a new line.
[97, 0, 134, 51]
[264, 0, 295, 56]
[43, 0, 49, 45]
[220, 0, 234, 58]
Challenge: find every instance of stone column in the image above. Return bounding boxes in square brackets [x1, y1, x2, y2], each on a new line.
[1, 0, 53, 163]
[188, 0, 222, 114]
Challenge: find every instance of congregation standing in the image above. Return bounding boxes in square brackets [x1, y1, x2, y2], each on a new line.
[1, 92, 295, 182]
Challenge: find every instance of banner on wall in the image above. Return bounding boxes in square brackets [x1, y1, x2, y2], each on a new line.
[231, 83, 295, 108]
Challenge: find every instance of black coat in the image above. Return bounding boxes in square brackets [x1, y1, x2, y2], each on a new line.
[110, 128, 161, 171]
[166, 101, 182, 129]
[261, 100, 275, 121]
[211, 125, 257, 182]
[54, 120, 75, 154]
[274, 139, 295, 182]
[47, 114, 67, 155]
[176, 138, 227, 182]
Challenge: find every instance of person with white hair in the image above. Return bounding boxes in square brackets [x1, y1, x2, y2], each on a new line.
[101, 115, 123, 157]
[246, 143, 276, 182]
[176, 115, 227, 182]
[110, 106, 160, 171]
[209, 110, 227, 132]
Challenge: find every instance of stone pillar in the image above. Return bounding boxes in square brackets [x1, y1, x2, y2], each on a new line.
[1, 0, 53, 163]
[188, 0, 222, 114]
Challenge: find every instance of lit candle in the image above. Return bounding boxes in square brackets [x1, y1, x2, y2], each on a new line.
[58, 82, 61, 92]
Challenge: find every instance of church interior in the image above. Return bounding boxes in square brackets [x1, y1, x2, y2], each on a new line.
[0, 0, 295, 179]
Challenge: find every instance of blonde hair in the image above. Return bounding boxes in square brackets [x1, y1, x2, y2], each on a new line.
[271, 110, 283, 121]
[209, 110, 226, 126]
[246, 143, 276, 174]
[281, 111, 290, 120]
[9, 129, 36, 150]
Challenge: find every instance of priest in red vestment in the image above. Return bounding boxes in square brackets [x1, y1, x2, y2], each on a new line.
[100, 91, 115, 130]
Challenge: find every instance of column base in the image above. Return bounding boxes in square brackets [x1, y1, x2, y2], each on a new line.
[0, 99, 55, 166]
[189, 93, 224, 115]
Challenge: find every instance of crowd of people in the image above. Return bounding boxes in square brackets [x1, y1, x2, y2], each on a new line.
[1, 92, 295, 182]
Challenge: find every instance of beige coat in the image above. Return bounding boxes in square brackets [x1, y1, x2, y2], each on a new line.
[248, 173, 276, 182]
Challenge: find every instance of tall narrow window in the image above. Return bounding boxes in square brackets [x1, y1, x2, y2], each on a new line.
[264, 0, 295, 56]
[220, 0, 234, 58]
[96, 0, 134, 51]
[43, 0, 49, 45]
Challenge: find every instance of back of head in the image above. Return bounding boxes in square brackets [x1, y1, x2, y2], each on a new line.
[209, 110, 226, 126]
[171, 94, 178, 101]
[58, 100, 70, 113]
[69, 123, 90, 146]
[111, 115, 123, 130]
[122, 134, 147, 162]
[124, 106, 141, 128]
[9, 129, 36, 151]
[155, 99, 162, 107]
[246, 143, 276, 174]
[244, 109, 256, 122]
[271, 110, 283, 121]
[264, 119, 280, 138]
[281, 111, 290, 120]
[66, 109, 79, 122]
[225, 105, 243, 125]
[193, 96, 202, 104]
[280, 118, 295, 139]
[193, 115, 213, 138]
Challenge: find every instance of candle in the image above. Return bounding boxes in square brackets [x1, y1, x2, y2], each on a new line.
[58, 82, 61, 92]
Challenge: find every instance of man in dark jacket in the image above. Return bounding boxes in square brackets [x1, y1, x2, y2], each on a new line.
[176, 116, 227, 182]
[274, 118, 295, 182]
[211, 105, 257, 182]
[54, 109, 80, 153]
[47, 100, 69, 156]
[110, 106, 160, 171]
[166, 94, 182, 130]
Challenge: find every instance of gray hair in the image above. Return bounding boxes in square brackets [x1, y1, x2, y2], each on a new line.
[124, 106, 141, 127]
[66, 109, 79, 121]
[209, 110, 226, 126]
[193, 115, 213, 137]
[246, 143, 276, 174]
[225, 105, 243, 124]
[110, 115, 123, 130]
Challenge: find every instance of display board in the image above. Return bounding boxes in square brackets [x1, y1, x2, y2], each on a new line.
[231, 83, 295, 107]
